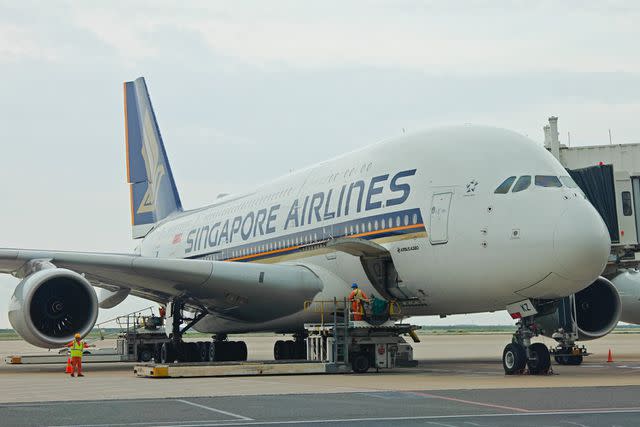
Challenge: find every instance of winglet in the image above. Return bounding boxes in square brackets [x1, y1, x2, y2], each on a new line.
[123, 77, 182, 238]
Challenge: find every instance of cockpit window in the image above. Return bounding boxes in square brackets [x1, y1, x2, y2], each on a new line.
[535, 175, 562, 188]
[559, 176, 579, 188]
[494, 176, 516, 194]
[512, 176, 531, 193]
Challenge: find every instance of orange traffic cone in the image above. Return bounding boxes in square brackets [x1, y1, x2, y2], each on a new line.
[65, 357, 73, 373]
[607, 349, 614, 363]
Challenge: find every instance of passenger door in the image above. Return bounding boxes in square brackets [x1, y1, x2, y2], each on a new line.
[429, 192, 453, 245]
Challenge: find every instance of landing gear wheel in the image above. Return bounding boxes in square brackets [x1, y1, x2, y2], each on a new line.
[138, 346, 153, 363]
[183, 342, 199, 362]
[351, 353, 371, 374]
[285, 340, 295, 359]
[194, 342, 208, 362]
[527, 343, 551, 375]
[236, 341, 248, 361]
[502, 343, 526, 375]
[160, 342, 176, 364]
[294, 340, 306, 359]
[201, 342, 211, 362]
[274, 340, 289, 360]
[209, 341, 224, 362]
[570, 355, 583, 365]
[555, 354, 582, 365]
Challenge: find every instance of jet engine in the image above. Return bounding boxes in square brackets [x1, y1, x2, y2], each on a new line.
[536, 276, 621, 341]
[8, 268, 98, 348]
[610, 269, 640, 325]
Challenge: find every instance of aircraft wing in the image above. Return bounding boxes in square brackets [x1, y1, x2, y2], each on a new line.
[0, 248, 323, 322]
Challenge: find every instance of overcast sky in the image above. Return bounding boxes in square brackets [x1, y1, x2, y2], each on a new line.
[1, 1, 639, 328]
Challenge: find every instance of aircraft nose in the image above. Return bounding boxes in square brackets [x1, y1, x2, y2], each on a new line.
[553, 202, 610, 282]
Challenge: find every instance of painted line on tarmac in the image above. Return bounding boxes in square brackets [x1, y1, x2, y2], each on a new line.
[410, 391, 530, 412]
[145, 409, 640, 426]
[1, 398, 183, 408]
[176, 399, 254, 421]
[49, 420, 242, 427]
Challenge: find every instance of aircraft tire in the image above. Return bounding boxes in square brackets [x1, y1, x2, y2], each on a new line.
[568, 354, 583, 365]
[226, 342, 239, 361]
[527, 343, 551, 375]
[194, 342, 208, 362]
[138, 346, 154, 363]
[285, 340, 295, 359]
[185, 342, 199, 362]
[274, 340, 286, 360]
[160, 342, 175, 364]
[502, 343, 526, 375]
[209, 341, 223, 362]
[236, 341, 248, 361]
[201, 342, 211, 362]
[351, 353, 370, 374]
[294, 340, 306, 359]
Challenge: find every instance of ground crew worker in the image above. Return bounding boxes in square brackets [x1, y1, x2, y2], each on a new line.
[66, 333, 91, 377]
[349, 283, 369, 321]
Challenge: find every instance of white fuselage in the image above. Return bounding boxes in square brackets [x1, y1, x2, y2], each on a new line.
[138, 126, 611, 333]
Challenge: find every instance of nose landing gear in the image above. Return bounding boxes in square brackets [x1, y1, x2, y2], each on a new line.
[502, 302, 552, 376]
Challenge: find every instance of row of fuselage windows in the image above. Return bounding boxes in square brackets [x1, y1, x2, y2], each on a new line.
[494, 175, 579, 194]
[207, 212, 421, 260]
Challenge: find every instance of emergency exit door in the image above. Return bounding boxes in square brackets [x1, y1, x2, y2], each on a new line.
[430, 192, 452, 244]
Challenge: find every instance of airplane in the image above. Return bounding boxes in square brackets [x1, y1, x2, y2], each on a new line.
[1, 77, 616, 375]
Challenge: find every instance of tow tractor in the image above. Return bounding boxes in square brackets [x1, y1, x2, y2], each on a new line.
[134, 298, 419, 378]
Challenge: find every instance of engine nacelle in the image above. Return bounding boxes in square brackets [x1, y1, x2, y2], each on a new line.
[8, 268, 98, 348]
[536, 276, 621, 341]
[610, 269, 640, 325]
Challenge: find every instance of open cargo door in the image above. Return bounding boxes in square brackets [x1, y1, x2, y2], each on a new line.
[326, 238, 415, 301]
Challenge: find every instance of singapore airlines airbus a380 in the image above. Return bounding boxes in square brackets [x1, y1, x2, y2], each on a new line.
[1, 77, 615, 375]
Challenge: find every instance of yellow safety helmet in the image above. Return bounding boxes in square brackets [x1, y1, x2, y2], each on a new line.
[74, 333, 81, 339]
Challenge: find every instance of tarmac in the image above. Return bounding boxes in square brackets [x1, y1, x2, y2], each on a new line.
[1, 333, 639, 426]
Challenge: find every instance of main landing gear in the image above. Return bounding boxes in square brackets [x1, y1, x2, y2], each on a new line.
[502, 316, 552, 375]
[274, 333, 307, 360]
[209, 334, 248, 362]
[159, 300, 248, 363]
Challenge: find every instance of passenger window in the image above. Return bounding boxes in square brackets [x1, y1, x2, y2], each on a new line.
[512, 176, 531, 193]
[622, 191, 633, 216]
[494, 176, 516, 194]
[559, 176, 579, 188]
[535, 175, 562, 188]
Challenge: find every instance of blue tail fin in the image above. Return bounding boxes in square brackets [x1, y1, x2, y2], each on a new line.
[124, 77, 182, 239]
